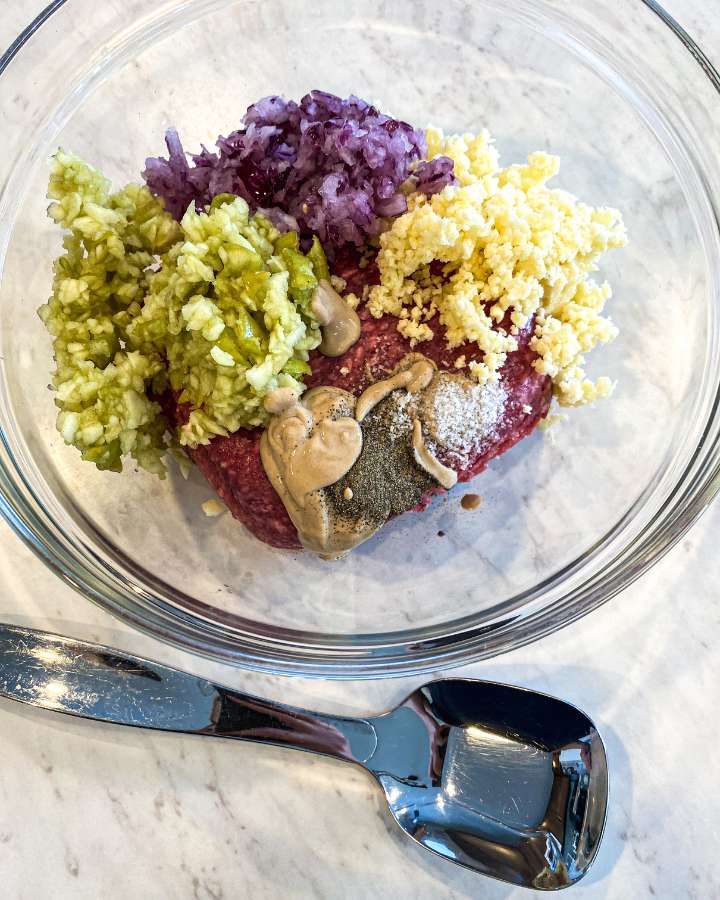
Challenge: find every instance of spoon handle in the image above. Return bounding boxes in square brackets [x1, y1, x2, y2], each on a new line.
[0, 624, 377, 764]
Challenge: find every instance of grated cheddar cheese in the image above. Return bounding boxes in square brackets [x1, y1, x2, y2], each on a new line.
[368, 128, 627, 406]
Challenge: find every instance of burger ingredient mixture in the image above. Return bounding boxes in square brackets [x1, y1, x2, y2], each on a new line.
[39, 90, 627, 557]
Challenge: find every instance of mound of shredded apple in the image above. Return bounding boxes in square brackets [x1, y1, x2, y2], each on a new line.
[38, 89, 627, 556]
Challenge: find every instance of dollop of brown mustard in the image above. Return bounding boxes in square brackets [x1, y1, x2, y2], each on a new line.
[355, 354, 435, 421]
[260, 354, 504, 557]
[260, 386, 375, 557]
[411, 418, 457, 489]
[311, 280, 361, 357]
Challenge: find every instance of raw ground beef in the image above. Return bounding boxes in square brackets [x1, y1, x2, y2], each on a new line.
[164, 257, 551, 550]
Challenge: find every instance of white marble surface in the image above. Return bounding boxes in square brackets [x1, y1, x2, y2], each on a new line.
[1, 2, 720, 898]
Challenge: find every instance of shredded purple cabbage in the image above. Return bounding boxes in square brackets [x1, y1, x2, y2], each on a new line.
[143, 90, 456, 254]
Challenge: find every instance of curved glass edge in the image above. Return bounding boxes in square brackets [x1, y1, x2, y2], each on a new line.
[0, 0, 67, 76]
[0, 0, 719, 677]
[643, 0, 720, 94]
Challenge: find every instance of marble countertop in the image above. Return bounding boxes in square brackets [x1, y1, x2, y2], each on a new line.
[1, 2, 719, 898]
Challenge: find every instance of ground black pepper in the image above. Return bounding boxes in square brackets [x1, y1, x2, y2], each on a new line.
[326, 391, 435, 533]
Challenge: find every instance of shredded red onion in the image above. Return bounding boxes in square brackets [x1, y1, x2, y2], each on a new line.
[143, 90, 455, 254]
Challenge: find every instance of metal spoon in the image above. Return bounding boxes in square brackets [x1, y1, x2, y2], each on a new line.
[0, 624, 607, 890]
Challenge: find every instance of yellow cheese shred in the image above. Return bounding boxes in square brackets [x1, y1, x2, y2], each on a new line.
[368, 127, 627, 406]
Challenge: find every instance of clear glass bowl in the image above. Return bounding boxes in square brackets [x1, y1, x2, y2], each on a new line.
[1, 0, 719, 677]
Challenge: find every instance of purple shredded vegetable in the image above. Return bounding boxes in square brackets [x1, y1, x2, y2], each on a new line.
[143, 90, 456, 254]
[414, 156, 457, 196]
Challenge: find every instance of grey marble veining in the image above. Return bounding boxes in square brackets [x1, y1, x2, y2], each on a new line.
[0, 1, 719, 899]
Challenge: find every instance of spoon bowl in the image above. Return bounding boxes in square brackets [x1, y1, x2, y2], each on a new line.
[367, 681, 607, 889]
